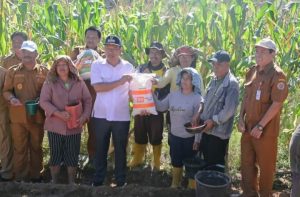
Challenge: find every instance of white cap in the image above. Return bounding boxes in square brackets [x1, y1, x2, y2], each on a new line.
[255, 38, 277, 52]
[21, 40, 37, 52]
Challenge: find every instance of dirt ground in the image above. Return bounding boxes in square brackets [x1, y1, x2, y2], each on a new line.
[0, 182, 196, 197]
[0, 162, 291, 197]
[0, 164, 195, 197]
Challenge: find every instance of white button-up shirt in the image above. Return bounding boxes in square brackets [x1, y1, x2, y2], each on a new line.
[91, 59, 134, 121]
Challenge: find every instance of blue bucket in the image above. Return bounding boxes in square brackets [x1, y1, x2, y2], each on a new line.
[25, 100, 39, 116]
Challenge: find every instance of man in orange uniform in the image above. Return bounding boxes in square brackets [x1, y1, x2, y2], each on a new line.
[3, 41, 48, 182]
[238, 38, 288, 197]
[0, 32, 28, 181]
[1, 32, 28, 70]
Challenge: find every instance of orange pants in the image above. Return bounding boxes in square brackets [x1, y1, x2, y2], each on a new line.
[241, 132, 278, 197]
[11, 122, 44, 180]
[0, 109, 13, 179]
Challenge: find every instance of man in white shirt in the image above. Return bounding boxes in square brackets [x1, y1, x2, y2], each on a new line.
[91, 35, 134, 187]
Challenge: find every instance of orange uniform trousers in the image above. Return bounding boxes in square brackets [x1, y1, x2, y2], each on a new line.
[0, 109, 13, 179]
[241, 132, 278, 197]
[11, 122, 44, 180]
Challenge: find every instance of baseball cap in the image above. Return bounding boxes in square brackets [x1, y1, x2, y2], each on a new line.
[255, 38, 277, 52]
[208, 50, 231, 63]
[21, 40, 37, 52]
[145, 41, 167, 58]
[104, 35, 122, 47]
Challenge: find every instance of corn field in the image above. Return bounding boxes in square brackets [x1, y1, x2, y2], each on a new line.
[1, 0, 300, 173]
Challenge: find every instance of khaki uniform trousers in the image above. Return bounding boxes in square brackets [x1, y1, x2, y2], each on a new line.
[241, 132, 278, 197]
[0, 108, 13, 179]
[11, 122, 44, 180]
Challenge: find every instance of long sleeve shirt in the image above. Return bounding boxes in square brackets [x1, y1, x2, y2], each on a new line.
[156, 66, 181, 92]
[40, 79, 92, 135]
[156, 66, 205, 94]
[199, 71, 239, 140]
[0, 67, 8, 122]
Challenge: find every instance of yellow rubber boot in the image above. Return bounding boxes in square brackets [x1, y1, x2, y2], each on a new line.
[128, 143, 146, 168]
[152, 144, 162, 171]
[188, 178, 196, 189]
[171, 167, 183, 188]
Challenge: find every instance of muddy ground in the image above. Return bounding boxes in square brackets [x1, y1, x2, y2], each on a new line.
[0, 161, 291, 197]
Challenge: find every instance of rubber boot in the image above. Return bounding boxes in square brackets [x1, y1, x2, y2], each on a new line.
[152, 144, 162, 171]
[67, 166, 77, 185]
[188, 178, 196, 189]
[128, 143, 146, 168]
[171, 167, 183, 188]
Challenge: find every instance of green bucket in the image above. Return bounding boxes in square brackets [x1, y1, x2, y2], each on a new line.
[25, 100, 38, 116]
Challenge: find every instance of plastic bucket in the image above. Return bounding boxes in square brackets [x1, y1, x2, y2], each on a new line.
[183, 157, 206, 179]
[195, 170, 231, 197]
[65, 102, 82, 129]
[25, 100, 39, 116]
[203, 164, 225, 173]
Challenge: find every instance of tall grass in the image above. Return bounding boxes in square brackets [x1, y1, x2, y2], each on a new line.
[1, 0, 300, 174]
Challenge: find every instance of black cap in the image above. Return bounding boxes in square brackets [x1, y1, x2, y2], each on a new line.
[104, 35, 122, 46]
[208, 50, 230, 63]
[145, 41, 167, 58]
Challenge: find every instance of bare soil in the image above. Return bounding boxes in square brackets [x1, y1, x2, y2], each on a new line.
[0, 163, 291, 197]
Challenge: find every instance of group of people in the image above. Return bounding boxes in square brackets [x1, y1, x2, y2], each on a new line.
[0, 26, 293, 197]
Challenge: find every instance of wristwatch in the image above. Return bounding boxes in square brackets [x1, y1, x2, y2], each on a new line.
[9, 95, 15, 102]
[256, 124, 264, 131]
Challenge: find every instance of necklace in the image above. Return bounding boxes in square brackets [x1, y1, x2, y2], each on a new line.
[64, 81, 70, 89]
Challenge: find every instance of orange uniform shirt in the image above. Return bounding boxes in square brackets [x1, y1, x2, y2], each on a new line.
[3, 63, 48, 103]
[1, 53, 22, 70]
[3, 63, 49, 124]
[243, 62, 288, 137]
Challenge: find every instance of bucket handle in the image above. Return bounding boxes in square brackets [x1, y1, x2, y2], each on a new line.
[25, 97, 40, 105]
[35, 97, 40, 104]
[25, 97, 39, 104]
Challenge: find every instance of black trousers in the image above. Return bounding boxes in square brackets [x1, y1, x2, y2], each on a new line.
[92, 118, 130, 185]
[200, 133, 229, 166]
[169, 133, 195, 167]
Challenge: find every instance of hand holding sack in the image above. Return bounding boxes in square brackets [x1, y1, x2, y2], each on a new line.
[130, 73, 158, 116]
[64, 102, 83, 130]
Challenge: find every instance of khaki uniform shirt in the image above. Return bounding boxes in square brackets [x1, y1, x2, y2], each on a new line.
[3, 63, 49, 124]
[70, 46, 103, 61]
[243, 62, 288, 137]
[4, 63, 48, 102]
[1, 53, 22, 70]
[0, 53, 23, 112]
[0, 66, 7, 114]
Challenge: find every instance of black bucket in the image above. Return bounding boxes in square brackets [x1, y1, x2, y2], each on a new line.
[203, 164, 225, 173]
[183, 157, 206, 179]
[195, 170, 231, 197]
